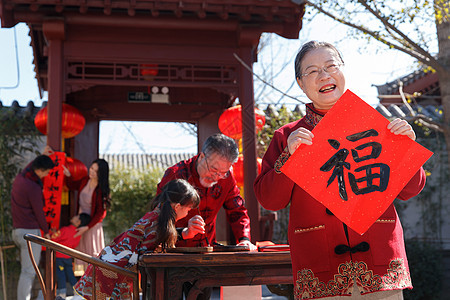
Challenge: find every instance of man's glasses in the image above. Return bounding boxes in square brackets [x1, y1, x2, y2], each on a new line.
[300, 62, 343, 79]
[204, 156, 230, 179]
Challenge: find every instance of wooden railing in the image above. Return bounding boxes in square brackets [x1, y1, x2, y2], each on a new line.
[0, 244, 16, 300]
[23, 233, 139, 300]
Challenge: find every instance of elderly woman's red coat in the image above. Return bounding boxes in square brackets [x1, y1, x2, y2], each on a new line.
[254, 104, 426, 299]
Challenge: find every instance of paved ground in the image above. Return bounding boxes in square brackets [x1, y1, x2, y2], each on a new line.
[209, 285, 288, 299]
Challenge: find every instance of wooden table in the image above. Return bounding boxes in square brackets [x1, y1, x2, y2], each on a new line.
[139, 251, 292, 300]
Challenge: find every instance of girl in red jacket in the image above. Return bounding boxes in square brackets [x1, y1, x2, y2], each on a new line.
[73, 179, 200, 300]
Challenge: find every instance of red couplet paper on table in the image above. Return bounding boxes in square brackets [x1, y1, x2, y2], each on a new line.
[281, 90, 433, 235]
[43, 152, 66, 229]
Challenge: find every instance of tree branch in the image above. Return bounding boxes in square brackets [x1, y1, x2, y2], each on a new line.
[233, 53, 307, 104]
[304, 1, 443, 72]
[406, 114, 444, 132]
[358, 0, 434, 61]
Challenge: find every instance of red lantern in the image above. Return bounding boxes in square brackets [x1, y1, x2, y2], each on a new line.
[34, 103, 86, 138]
[232, 155, 262, 187]
[65, 157, 88, 181]
[218, 105, 265, 140]
[140, 64, 159, 77]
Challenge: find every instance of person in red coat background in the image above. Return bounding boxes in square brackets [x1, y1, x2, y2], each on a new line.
[66, 158, 111, 274]
[254, 41, 427, 300]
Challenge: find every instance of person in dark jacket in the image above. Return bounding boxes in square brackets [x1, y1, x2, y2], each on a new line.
[11, 154, 55, 300]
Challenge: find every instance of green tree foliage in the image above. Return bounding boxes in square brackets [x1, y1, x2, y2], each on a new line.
[0, 108, 41, 244]
[412, 122, 447, 237]
[257, 105, 303, 243]
[404, 240, 443, 300]
[0, 107, 42, 298]
[395, 120, 448, 242]
[257, 104, 304, 158]
[392, 122, 447, 300]
[103, 166, 164, 243]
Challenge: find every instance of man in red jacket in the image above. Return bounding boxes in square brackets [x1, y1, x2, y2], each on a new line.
[11, 155, 55, 300]
[157, 133, 256, 299]
[157, 133, 254, 249]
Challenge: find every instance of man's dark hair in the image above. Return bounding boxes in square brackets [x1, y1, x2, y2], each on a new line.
[202, 133, 239, 163]
[78, 213, 91, 227]
[31, 155, 55, 171]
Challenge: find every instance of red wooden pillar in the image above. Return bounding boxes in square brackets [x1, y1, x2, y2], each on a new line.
[43, 19, 65, 151]
[197, 111, 220, 153]
[238, 42, 260, 242]
[71, 118, 100, 217]
[198, 110, 236, 242]
[73, 118, 100, 168]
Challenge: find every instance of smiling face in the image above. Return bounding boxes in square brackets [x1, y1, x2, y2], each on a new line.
[197, 152, 233, 188]
[88, 163, 99, 181]
[296, 47, 346, 110]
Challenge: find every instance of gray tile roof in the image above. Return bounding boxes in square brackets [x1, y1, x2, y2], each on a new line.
[0, 100, 45, 133]
[2, 99, 442, 159]
[100, 153, 196, 171]
[375, 69, 428, 96]
[375, 103, 443, 121]
[374, 68, 440, 106]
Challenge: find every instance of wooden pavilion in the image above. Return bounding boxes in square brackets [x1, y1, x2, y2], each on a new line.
[0, 0, 305, 242]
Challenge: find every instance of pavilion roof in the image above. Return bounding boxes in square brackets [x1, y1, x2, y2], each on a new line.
[1, 0, 305, 100]
[375, 69, 440, 106]
[1, 0, 304, 37]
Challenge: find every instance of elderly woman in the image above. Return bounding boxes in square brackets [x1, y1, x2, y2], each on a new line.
[254, 41, 426, 300]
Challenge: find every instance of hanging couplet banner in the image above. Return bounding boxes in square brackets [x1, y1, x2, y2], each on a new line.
[281, 90, 433, 235]
[43, 152, 66, 229]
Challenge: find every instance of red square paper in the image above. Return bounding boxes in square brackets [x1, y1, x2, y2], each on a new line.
[281, 90, 433, 235]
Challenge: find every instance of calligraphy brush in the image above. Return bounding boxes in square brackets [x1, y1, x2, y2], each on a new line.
[198, 207, 210, 247]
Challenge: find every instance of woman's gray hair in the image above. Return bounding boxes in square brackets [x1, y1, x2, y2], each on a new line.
[202, 133, 239, 163]
[294, 41, 344, 79]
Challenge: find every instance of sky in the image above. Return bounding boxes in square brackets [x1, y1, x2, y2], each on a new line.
[0, 14, 420, 154]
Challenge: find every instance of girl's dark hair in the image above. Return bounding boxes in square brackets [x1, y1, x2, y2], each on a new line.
[92, 158, 111, 210]
[294, 41, 344, 79]
[151, 179, 200, 250]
